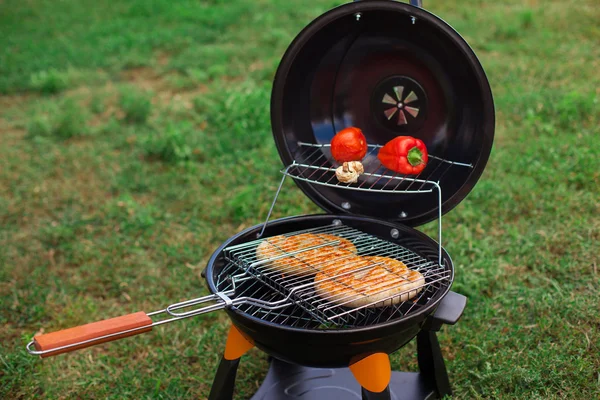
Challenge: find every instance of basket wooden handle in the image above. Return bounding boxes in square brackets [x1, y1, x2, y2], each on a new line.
[32, 311, 153, 358]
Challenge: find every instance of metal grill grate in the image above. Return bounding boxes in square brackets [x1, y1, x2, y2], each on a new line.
[282, 142, 472, 193]
[219, 223, 451, 329]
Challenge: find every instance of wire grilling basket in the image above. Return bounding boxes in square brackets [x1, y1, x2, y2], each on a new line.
[260, 141, 473, 267]
[171, 223, 452, 329]
[27, 221, 451, 357]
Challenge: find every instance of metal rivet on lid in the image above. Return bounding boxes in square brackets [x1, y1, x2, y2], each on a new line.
[332, 219, 342, 226]
[342, 202, 351, 210]
[390, 229, 400, 239]
[355, 13, 362, 21]
[400, 211, 408, 218]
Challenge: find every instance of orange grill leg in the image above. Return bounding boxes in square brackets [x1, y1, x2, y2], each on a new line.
[224, 325, 254, 360]
[349, 353, 392, 394]
[208, 325, 255, 400]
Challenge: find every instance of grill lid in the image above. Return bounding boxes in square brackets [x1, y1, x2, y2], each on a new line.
[270, 1, 494, 227]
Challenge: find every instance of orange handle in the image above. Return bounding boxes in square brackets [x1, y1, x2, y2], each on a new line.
[33, 311, 152, 358]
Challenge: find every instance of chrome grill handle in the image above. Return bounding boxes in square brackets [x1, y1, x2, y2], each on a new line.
[165, 291, 237, 318]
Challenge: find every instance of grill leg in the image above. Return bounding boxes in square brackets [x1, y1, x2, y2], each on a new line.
[349, 353, 392, 400]
[208, 325, 254, 400]
[417, 330, 452, 398]
[360, 386, 392, 400]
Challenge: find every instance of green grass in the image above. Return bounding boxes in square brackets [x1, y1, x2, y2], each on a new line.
[29, 68, 71, 95]
[1, 0, 599, 399]
[119, 87, 153, 124]
[26, 98, 89, 140]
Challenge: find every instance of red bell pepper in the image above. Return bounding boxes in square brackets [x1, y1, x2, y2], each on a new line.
[377, 136, 428, 175]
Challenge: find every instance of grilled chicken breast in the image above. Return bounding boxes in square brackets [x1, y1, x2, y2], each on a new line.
[314, 255, 425, 308]
[255, 233, 358, 277]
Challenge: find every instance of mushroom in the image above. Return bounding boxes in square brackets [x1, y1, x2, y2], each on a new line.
[335, 161, 364, 184]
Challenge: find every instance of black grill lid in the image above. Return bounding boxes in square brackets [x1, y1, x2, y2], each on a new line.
[270, 1, 494, 227]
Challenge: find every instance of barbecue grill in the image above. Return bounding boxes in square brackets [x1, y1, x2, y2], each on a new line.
[25, 1, 494, 399]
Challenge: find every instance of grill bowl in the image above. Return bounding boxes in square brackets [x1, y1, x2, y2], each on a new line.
[205, 214, 453, 368]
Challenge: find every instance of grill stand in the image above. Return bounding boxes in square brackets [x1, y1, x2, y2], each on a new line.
[208, 291, 466, 400]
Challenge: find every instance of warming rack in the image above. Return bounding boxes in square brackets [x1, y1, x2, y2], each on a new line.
[260, 141, 473, 266]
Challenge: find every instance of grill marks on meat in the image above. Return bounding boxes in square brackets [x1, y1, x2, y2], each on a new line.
[315, 255, 425, 307]
[255, 234, 425, 308]
[255, 233, 358, 277]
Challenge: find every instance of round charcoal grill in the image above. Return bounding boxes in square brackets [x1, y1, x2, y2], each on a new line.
[200, 215, 456, 370]
[25, 1, 494, 399]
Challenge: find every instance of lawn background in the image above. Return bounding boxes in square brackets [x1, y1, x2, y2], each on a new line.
[0, 0, 599, 399]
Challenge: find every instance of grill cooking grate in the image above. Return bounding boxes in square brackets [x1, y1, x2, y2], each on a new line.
[219, 223, 451, 328]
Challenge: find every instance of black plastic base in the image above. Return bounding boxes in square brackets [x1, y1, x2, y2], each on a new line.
[251, 357, 437, 400]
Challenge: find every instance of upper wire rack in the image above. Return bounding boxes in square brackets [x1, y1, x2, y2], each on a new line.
[282, 142, 473, 193]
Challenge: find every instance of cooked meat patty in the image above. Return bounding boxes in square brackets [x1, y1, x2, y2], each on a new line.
[255, 233, 358, 277]
[314, 255, 425, 308]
